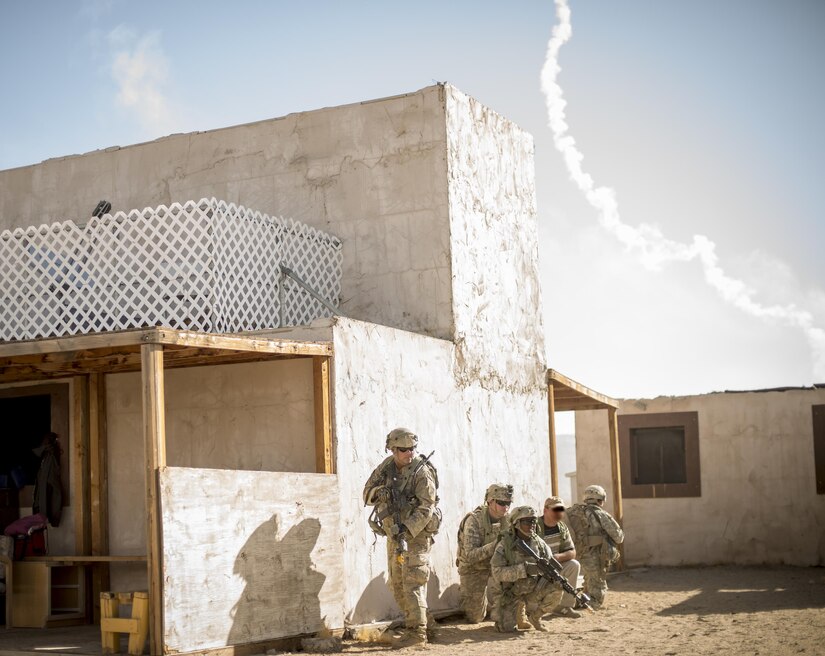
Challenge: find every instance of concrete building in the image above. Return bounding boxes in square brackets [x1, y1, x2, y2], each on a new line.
[0, 85, 594, 654]
[575, 386, 825, 567]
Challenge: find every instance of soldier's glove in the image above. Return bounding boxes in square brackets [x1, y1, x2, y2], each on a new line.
[390, 523, 408, 538]
[524, 561, 540, 578]
[374, 487, 391, 502]
[481, 541, 497, 558]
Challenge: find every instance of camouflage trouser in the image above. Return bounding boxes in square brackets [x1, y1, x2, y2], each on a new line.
[459, 571, 501, 623]
[496, 577, 563, 632]
[387, 533, 432, 629]
[580, 554, 607, 606]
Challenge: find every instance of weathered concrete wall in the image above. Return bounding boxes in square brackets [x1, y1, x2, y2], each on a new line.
[160, 467, 343, 651]
[106, 359, 315, 589]
[0, 88, 452, 339]
[445, 86, 546, 388]
[576, 389, 825, 566]
[329, 317, 549, 624]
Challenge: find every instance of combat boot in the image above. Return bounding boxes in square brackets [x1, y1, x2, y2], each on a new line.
[516, 602, 532, 630]
[554, 607, 582, 619]
[527, 610, 547, 632]
[392, 627, 427, 649]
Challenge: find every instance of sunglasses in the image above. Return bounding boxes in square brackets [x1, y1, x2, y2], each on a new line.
[494, 500, 512, 507]
[396, 446, 415, 453]
[518, 518, 537, 525]
[549, 507, 565, 512]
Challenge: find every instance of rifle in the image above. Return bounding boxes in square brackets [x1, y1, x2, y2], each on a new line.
[514, 536, 594, 613]
[389, 450, 435, 562]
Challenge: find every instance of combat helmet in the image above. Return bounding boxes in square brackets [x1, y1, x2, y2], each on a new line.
[509, 505, 538, 524]
[583, 484, 607, 502]
[485, 483, 514, 503]
[386, 427, 418, 450]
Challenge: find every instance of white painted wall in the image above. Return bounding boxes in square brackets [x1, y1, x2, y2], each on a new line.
[160, 468, 343, 651]
[445, 87, 546, 388]
[575, 389, 825, 566]
[329, 317, 549, 624]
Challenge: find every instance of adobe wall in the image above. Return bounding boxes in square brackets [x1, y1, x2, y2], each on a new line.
[575, 388, 825, 566]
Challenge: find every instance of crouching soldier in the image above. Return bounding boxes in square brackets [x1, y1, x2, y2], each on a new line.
[456, 483, 512, 623]
[567, 484, 624, 610]
[363, 428, 441, 647]
[490, 506, 563, 632]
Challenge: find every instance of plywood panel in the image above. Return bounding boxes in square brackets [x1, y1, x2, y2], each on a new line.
[160, 467, 344, 653]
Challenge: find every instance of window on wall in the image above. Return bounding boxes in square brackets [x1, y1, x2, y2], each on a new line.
[813, 405, 825, 495]
[618, 411, 700, 498]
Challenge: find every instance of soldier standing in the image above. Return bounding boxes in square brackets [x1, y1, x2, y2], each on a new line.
[490, 506, 563, 632]
[456, 483, 513, 623]
[538, 496, 581, 618]
[363, 428, 441, 647]
[567, 484, 624, 609]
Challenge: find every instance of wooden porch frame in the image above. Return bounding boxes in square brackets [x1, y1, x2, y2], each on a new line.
[546, 369, 623, 556]
[0, 328, 335, 654]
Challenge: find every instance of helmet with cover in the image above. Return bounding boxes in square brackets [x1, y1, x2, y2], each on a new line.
[485, 483, 514, 503]
[583, 484, 607, 502]
[385, 427, 418, 450]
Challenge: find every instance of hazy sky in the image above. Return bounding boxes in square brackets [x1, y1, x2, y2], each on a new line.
[2, 0, 823, 404]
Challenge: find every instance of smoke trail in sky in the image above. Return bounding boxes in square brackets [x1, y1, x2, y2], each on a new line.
[541, 0, 825, 381]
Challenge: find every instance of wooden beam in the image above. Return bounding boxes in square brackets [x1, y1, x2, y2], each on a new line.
[607, 407, 624, 570]
[141, 343, 167, 655]
[547, 369, 618, 409]
[554, 400, 617, 412]
[313, 356, 334, 474]
[89, 373, 110, 622]
[72, 376, 91, 555]
[548, 382, 558, 496]
[0, 329, 157, 358]
[153, 329, 332, 357]
[0, 327, 332, 359]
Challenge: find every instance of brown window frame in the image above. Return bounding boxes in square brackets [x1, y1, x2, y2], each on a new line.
[813, 405, 825, 495]
[618, 411, 701, 499]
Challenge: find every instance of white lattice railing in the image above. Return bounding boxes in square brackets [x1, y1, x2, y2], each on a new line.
[0, 198, 343, 341]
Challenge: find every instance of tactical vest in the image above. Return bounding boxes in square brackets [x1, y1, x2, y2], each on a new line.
[368, 455, 440, 538]
[566, 503, 606, 549]
[456, 505, 500, 572]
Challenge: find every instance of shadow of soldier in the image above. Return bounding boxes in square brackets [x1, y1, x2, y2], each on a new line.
[228, 514, 326, 645]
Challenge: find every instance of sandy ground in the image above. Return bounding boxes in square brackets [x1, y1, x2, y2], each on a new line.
[341, 566, 825, 656]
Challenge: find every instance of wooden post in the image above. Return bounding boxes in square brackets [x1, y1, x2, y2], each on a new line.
[141, 344, 166, 655]
[90, 373, 110, 621]
[607, 406, 624, 569]
[313, 356, 333, 474]
[548, 382, 558, 496]
[72, 376, 91, 555]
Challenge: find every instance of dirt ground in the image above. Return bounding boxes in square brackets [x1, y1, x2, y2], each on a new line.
[341, 566, 825, 656]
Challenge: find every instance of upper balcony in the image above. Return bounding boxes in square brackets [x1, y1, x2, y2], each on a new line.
[0, 198, 342, 341]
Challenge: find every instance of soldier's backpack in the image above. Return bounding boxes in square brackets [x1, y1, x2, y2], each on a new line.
[565, 503, 595, 550]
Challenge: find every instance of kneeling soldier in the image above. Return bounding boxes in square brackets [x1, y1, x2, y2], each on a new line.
[456, 483, 512, 622]
[491, 506, 563, 632]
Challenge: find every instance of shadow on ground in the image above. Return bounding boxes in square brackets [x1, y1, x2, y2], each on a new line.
[608, 565, 825, 616]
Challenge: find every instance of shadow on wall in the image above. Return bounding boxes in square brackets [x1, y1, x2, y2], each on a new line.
[348, 565, 460, 625]
[228, 514, 326, 644]
[427, 569, 460, 613]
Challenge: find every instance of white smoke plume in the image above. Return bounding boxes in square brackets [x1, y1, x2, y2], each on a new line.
[541, 0, 825, 381]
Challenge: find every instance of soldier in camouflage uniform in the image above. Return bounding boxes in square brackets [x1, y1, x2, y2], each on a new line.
[490, 506, 564, 632]
[539, 496, 581, 618]
[363, 428, 441, 647]
[567, 485, 624, 609]
[456, 483, 512, 623]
